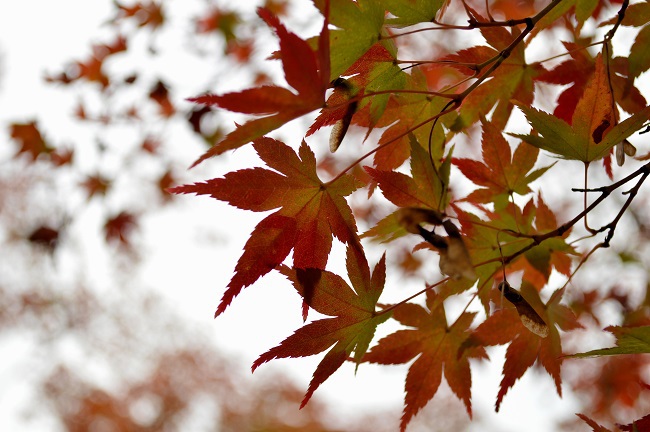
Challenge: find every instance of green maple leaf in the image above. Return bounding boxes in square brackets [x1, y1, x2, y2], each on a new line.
[381, 0, 445, 27]
[252, 244, 390, 407]
[569, 325, 650, 357]
[451, 197, 573, 309]
[308, 43, 408, 139]
[512, 55, 650, 163]
[372, 67, 450, 170]
[629, 24, 650, 79]
[313, 0, 384, 79]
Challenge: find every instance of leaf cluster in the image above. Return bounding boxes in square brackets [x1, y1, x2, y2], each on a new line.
[171, 0, 650, 430]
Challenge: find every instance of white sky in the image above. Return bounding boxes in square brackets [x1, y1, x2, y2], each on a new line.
[0, 1, 614, 431]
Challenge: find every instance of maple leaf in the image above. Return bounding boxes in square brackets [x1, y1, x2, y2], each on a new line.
[45, 36, 127, 88]
[252, 243, 390, 407]
[535, 40, 595, 123]
[81, 174, 111, 200]
[513, 54, 650, 163]
[363, 292, 487, 431]
[601, 0, 650, 79]
[312, 0, 384, 79]
[113, 1, 165, 29]
[149, 80, 175, 117]
[382, 0, 445, 26]
[463, 284, 581, 411]
[307, 43, 407, 146]
[571, 354, 650, 418]
[568, 325, 650, 357]
[368, 67, 450, 170]
[27, 226, 60, 251]
[104, 211, 138, 246]
[505, 196, 574, 289]
[454, 118, 553, 208]
[341, 42, 406, 131]
[445, 197, 573, 308]
[362, 137, 451, 242]
[618, 413, 650, 432]
[189, 5, 330, 166]
[447, 7, 544, 131]
[576, 414, 613, 432]
[170, 137, 362, 316]
[10, 121, 52, 161]
[629, 23, 650, 79]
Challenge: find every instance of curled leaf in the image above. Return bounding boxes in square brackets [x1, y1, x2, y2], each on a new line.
[439, 236, 477, 281]
[417, 224, 477, 281]
[498, 282, 549, 338]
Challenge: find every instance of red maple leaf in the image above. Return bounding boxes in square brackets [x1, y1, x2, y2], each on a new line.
[536, 41, 595, 124]
[113, 1, 165, 29]
[363, 292, 487, 431]
[444, 7, 545, 131]
[45, 36, 127, 88]
[149, 80, 175, 117]
[252, 244, 389, 407]
[618, 413, 650, 431]
[170, 137, 362, 316]
[576, 414, 613, 432]
[571, 355, 650, 419]
[366, 138, 450, 210]
[10, 122, 52, 161]
[104, 211, 138, 245]
[189, 4, 330, 167]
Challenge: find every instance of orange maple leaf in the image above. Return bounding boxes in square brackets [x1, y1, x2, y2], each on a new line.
[463, 284, 582, 411]
[364, 292, 487, 431]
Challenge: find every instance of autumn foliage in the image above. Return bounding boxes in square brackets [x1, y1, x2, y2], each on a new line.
[6, 0, 650, 431]
[171, 0, 650, 430]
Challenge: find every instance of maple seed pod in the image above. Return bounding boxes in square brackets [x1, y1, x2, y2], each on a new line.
[615, 140, 637, 166]
[498, 282, 549, 338]
[397, 207, 445, 234]
[329, 78, 357, 153]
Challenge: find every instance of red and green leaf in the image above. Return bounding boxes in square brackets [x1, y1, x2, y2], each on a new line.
[454, 118, 553, 208]
[514, 54, 650, 163]
[252, 243, 390, 407]
[363, 137, 452, 242]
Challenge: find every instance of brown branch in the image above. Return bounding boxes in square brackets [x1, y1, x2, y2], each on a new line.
[498, 160, 650, 265]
